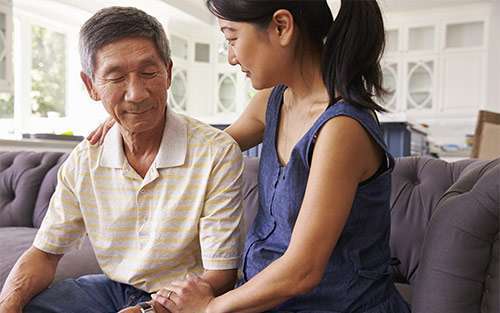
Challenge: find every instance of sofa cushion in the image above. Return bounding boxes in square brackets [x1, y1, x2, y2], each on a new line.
[412, 158, 500, 313]
[241, 157, 259, 239]
[389, 157, 476, 284]
[0, 227, 101, 290]
[33, 153, 68, 228]
[0, 227, 37, 287]
[0, 152, 67, 227]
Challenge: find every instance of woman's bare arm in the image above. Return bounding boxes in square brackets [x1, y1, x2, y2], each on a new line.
[223, 88, 271, 151]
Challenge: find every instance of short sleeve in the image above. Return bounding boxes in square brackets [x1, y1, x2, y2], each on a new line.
[199, 136, 244, 270]
[33, 150, 86, 255]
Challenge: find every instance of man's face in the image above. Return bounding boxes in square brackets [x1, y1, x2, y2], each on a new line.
[81, 37, 172, 134]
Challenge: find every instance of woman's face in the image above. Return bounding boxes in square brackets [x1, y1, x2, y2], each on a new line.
[218, 18, 293, 90]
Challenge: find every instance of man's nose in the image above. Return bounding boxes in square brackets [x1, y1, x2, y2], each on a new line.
[227, 46, 238, 66]
[125, 76, 149, 103]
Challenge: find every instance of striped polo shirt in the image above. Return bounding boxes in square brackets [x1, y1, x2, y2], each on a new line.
[33, 109, 243, 292]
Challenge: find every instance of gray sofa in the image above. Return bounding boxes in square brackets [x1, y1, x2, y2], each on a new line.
[0, 151, 498, 313]
[0, 152, 100, 286]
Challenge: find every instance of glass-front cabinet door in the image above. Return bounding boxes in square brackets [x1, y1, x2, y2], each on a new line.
[445, 21, 485, 49]
[385, 29, 399, 55]
[407, 25, 435, 52]
[217, 73, 237, 113]
[381, 61, 399, 112]
[169, 69, 188, 112]
[406, 59, 435, 111]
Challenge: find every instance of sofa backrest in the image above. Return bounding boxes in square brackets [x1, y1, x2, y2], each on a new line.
[32, 153, 68, 228]
[0, 151, 67, 228]
[388, 156, 478, 284]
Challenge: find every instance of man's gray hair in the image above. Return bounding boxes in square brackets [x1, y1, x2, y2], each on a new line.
[79, 6, 171, 78]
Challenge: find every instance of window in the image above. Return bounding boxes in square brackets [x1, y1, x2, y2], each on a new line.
[31, 25, 66, 117]
[1, 1, 185, 138]
[0, 8, 10, 86]
[5, 1, 89, 136]
[0, 92, 12, 118]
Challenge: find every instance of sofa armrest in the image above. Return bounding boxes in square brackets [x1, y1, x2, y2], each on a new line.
[412, 158, 500, 313]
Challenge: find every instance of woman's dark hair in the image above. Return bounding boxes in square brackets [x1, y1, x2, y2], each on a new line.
[206, 0, 387, 112]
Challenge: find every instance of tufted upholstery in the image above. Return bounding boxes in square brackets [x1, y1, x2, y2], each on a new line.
[0, 151, 100, 290]
[412, 158, 500, 313]
[0, 152, 67, 227]
[33, 153, 68, 228]
[1, 152, 498, 313]
[242, 156, 499, 312]
[388, 157, 479, 285]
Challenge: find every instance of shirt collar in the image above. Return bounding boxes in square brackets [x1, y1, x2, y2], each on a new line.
[99, 108, 187, 169]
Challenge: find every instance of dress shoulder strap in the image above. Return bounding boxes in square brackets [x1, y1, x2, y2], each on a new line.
[306, 101, 395, 172]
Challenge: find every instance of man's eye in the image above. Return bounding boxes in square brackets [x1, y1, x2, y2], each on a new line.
[107, 76, 125, 83]
[141, 72, 158, 78]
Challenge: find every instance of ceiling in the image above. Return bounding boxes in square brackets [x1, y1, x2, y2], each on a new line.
[40, 0, 493, 28]
[380, 0, 491, 12]
[163, 0, 492, 23]
[36, 0, 214, 26]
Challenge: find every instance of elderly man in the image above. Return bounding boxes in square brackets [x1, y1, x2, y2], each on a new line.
[0, 6, 243, 313]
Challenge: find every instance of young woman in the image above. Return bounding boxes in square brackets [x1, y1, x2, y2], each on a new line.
[89, 1, 411, 312]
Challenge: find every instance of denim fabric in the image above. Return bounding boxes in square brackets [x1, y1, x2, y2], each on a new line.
[24, 274, 151, 313]
[241, 85, 411, 312]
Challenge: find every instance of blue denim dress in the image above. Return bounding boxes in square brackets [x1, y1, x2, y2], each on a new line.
[241, 85, 411, 312]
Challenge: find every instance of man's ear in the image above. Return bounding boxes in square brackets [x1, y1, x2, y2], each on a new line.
[80, 71, 100, 101]
[271, 9, 295, 47]
[165, 59, 173, 89]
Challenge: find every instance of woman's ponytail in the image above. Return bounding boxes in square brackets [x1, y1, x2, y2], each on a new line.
[322, 0, 387, 112]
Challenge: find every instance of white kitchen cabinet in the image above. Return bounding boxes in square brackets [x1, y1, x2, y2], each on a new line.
[381, 4, 490, 145]
[164, 2, 492, 145]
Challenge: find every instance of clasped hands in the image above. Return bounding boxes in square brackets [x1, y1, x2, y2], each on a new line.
[151, 273, 215, 313]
